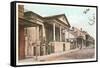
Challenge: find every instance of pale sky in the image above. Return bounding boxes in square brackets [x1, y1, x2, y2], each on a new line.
[24, 3, 96, 38]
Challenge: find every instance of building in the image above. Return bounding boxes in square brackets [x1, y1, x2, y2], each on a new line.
[18, 5, 95, 60]
[66, 27, 95, 49]
[18, 5, 25, 60]
[18, 5, 71, 60]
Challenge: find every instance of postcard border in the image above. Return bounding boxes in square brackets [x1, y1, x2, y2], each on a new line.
[10, 1, 98, 67]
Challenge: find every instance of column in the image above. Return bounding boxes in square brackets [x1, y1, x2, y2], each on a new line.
[64, 30, 66, 42]
[35, 26, 38, 60]
[68, 29, 69, 39]
[63, 29, 66, 42]
[60, 26, 62, 42]
[53, 23, 55, 41]
[42, 25, 45, 37]
[42, 25, 46, 42]
[36, 26, 39, 42]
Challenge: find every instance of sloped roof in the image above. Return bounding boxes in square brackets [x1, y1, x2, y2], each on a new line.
[24, 11, 43, 20]
[24, 11, 70, 27]
[44, 14, 66, 19]
[44, 14, 71, 27]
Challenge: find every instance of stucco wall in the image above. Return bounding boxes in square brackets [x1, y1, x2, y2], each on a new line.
[25, 26, 40, 57]
[50, 42, 70, 53]
[19, 24, 25, 60]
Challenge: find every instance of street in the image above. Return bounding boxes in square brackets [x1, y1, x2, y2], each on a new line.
[19, 48, 95, 63]
[44, 48, 95, 61]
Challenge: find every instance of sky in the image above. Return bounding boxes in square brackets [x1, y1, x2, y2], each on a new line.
[23, 3, 96, 38]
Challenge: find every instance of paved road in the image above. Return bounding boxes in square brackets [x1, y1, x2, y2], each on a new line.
[45, 48, 95, 61]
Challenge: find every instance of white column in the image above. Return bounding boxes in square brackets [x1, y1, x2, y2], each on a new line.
[64, 32, 66, 42]
[63, 29, 66, 42]
[60, 26, 62, 42]
[53, 23, 55, 41]
[36, 26, 38, 41]
[42, 25, 45, 37]
[67, 29, 69, 39]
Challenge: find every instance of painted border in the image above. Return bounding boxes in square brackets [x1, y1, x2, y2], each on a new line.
[10, 1, 98, 67]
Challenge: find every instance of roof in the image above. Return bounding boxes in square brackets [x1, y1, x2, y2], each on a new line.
[44, 14, 71, 27]
[24, 11, 43, 20]
[44, 14, 65, 19]
[24, 11, 70, 27]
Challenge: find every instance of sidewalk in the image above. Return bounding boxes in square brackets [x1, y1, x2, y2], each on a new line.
[38, 48, 79, 61]
[19, 48, 79, 63]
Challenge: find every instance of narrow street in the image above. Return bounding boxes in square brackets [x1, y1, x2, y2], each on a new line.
[19, 48, 95, 63]
[44, 48, 95, 61]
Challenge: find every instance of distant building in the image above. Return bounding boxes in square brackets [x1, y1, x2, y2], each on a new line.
[66, 27, 95, 49]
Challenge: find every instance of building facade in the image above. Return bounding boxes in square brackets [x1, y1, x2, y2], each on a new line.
[18, 5, 71, 60]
